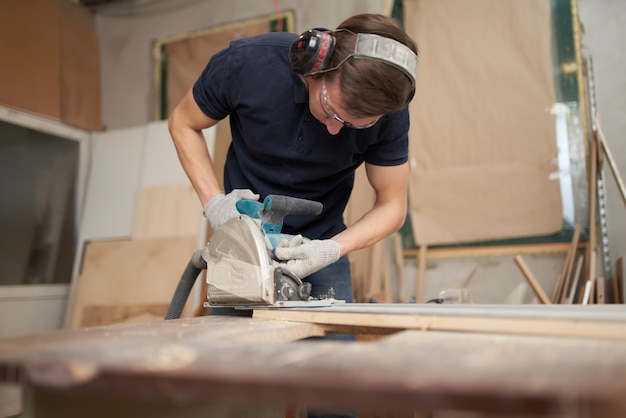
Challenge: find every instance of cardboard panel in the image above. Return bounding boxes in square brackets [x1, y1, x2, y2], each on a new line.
[405, 0, 562, 245]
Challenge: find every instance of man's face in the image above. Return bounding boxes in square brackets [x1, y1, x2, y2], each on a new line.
[310, 76, 381, 135]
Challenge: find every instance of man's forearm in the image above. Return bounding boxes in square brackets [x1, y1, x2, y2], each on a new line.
[170, 126, 222, 207]
[168, 88, 223, 207]
[331, 199, 407, 257]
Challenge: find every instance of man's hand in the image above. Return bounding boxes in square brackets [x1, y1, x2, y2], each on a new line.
[274, 235, 340, 278]
[203, 189, 259, 231]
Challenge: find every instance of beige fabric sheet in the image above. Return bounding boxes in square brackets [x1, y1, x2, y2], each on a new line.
[404, 0, 562, 245]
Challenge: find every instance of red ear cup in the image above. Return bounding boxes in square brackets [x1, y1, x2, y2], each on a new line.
[289, 29, 336, 76]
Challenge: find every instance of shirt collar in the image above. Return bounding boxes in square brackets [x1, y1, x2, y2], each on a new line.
[293, 75, 308, 104]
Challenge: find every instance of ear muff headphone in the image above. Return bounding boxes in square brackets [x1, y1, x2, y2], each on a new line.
[289, 29, 419, 102]
[289, 29, 337, 76]
[289, 29, 335, 76]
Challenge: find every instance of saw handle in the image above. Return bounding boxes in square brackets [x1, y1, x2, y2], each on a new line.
[236, 195, 323, 234]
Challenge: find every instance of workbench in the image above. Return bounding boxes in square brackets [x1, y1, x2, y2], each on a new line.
[1, 304, 626, 418]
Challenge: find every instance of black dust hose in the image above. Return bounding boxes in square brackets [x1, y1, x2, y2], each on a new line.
[165, 249, 207, 320]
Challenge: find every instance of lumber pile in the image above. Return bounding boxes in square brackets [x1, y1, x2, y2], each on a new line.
[514, 115, 624, 305]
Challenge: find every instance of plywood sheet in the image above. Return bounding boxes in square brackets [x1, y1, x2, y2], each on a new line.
[57, 0, 102, 131]
[132, 184, 201, 239]
[67, 237, 198, 329]
[81, 303, 170, 327]
[404, 0, 562, 245]
[0, 0, 101, 131]
[0, 0, 61, 120]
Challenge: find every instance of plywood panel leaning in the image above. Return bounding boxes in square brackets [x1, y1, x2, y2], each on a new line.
[67, 237, 198, 328]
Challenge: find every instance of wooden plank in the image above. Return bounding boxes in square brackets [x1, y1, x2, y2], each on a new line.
[615, 257, 624, 304]
[567, 254, 585, 304]
[596, 277, 606, 304]
[254, 304, 626, 341]
[391, 232, 407, 302]
[513, 255, 552, 304]
[403, 241, 577, 259]
[582, 280, 594, 305]
[596, 114, 626, 208]
[81, 304, 170, 327]
[292, 303, 626, 319]
[416, 245, 427, 303]
[552, 224, 582, 303]
[586, 131, 599, 287]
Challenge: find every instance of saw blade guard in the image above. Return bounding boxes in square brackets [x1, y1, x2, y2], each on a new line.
[204, 216, 276, 306]
[203, 215, 315, 307]
[205, 194, 326, 307]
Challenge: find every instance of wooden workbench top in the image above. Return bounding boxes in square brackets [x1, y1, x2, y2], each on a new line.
[1, 304, 625, 416]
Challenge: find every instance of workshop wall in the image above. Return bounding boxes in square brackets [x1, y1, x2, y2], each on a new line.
[94, 0, 384, 130]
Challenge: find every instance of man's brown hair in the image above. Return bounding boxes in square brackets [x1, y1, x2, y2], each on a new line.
[329, 14, 418, 117]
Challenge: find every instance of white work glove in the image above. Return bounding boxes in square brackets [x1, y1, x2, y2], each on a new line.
[274, 235, 340, 279]
[203, 189, 259, 231]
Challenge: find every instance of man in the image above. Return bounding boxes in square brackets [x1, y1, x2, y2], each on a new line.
[168, 13, 418, 307]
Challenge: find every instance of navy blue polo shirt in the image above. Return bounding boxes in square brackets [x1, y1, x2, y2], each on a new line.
[192, 31, 409, 240]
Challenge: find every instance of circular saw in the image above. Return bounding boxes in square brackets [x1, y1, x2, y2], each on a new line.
[202, 195, 343, 308]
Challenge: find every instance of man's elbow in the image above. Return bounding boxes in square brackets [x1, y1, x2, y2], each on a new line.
[391, 204, 408, 233]
[167, 107, 193, 145]
[167, 109, 180, 136]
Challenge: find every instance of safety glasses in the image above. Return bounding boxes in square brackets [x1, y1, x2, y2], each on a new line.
[319, 77, 379, 129]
